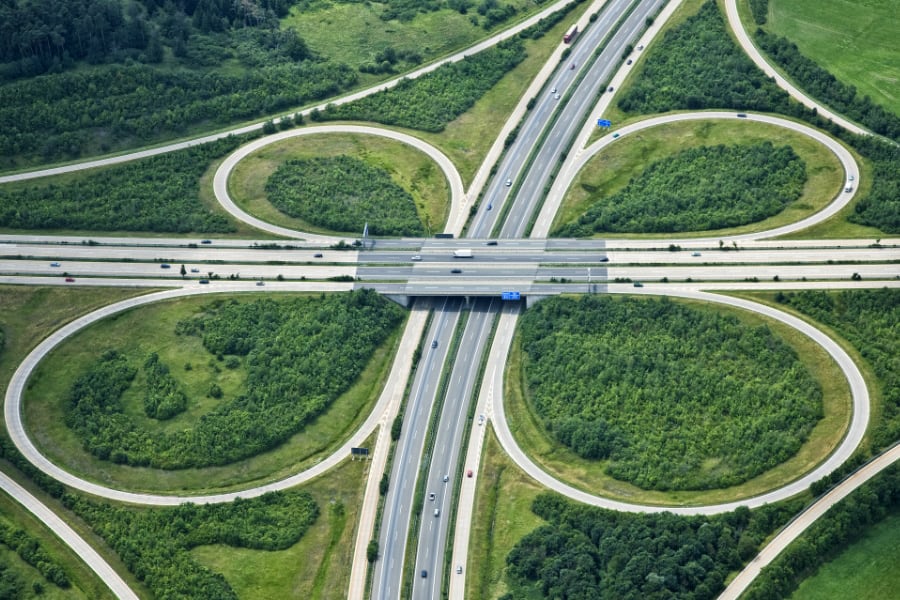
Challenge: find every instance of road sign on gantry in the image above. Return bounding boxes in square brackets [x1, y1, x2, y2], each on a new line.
[501, 291, 521, 301]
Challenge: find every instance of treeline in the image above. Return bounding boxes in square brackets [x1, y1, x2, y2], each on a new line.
[0, 134, 246, 233]
[315, 39, 527, 132]
[0, 0, 299, 78]
[774, 288, 900, 450]
[373, 0, 526, 29]
[0, 59, 356, 166]
[556, 142, 806, 236]
[65, 291, 405, 468]
[0, 522, 70, 589]
[755, 31, 900, 140]
[744, 463, 900, 600]
[617, 2, 795, 115]
[504, 492, 802, 599]
[61, 490, 319, 600]
[615, 0, 900, 234]
[518, 295, 822, 490]
[265, 156, 425, 235]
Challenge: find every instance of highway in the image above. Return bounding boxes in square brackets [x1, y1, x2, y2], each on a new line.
[0, 0, 895, 598]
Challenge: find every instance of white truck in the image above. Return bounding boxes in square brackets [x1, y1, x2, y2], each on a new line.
[453, 249, 473, 258]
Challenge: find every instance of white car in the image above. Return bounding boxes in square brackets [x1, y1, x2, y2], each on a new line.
[505, 178, 512, 187]
[551, 87, 557, 94]
[411, 255, 422, 261]
[554, 93, 561, 100]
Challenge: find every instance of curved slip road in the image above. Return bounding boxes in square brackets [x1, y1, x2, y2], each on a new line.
[212, 125, 467, 240]
[490, 288, 870, 515]
[536, 111, 860, 240]
[0, 0, 579, 186]
[722, 0, 868, 136]
[3, 283, 433, 506]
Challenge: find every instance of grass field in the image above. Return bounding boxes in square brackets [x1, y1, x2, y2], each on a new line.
[466, 430, 544, 600]
[790, 512, 900, 600]
[229, 133, 450, 235]
[766, 0, 899, 117]
[190, 436, 371, 600]
[504, 295, 850, 506]
[22, 293, 402, 494]
[563, 118, 844, 238]
[284, 0, 544, 81]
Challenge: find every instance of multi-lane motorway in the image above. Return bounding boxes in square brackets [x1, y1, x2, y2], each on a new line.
[0, 0, 898, 598]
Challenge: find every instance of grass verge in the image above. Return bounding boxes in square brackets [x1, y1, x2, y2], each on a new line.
[789, 511, 900, 600]
[22, 292, 403, 494]
[561, 118, 844, 238]
[228, 133, 449, 236]
[190, 434, 372, 600]
[503, 294, 850, 506]
[466, 428, 544, 600]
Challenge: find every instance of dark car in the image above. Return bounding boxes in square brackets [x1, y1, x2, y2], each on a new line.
[432, 340, 438, 348]
[421, 570, 428, 578]
[65, 277, 75, 282]
[199, 279, 210, 284]
[599, 256, 610, 262]
[313, 253, 323, 258]
[201, 239, 212, 244]
[160, 263, 171, 269]
[486, 240, 498, 246]
[450, 268, 462, 274]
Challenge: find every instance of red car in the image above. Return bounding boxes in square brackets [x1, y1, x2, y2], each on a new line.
[466, 469, 473, 478]
[65, 277, 75, 282]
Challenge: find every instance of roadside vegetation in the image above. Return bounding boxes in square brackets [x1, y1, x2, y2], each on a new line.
[0, 518, 72, 597]
[0, 135, 256, 234]
[315, 38, 527, 132]
[517, 295, 823, 491]
[614, 0, 900, 235]
[555, 141, 807, 235]
[503, 491, 803, 600]
[229, 132, 450, 236]
[790, 512, 900, 600]
[756, 0, 900, 120]
[265, 156, 424, 236]
[771, 288, 900, 452]
[743, 463, 899, 600]
[61, 490, 318, 600]
[55, 290, 404, 470]
[0, 0, 550, 169]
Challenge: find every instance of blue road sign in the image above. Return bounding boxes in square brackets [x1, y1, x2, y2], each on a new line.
[501, 291, 521, 301]
[597, 119, 612, 128]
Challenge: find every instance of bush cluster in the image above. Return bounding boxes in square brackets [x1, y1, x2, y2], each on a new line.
[64, 290, 406, 469]
[775, 289, 900, 450]
[316, 39, 526, 132]
[62, 490, 319, 600]
[143, 353, 188, 420]
[519, 295, 823, 490]
[0, 135, 247, 233]
[0, 523, 70, 589]
[265, 156, 424, 236]
[556, 142, 806, 235]
[504, 493, 801, 600]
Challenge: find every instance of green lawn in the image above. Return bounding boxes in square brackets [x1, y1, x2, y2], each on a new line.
[22, 293, 402, 494]
[767, 0, 899, 117]
[190, 440, 370, 600]
[790, 512, 900, 599]
[565, 118, 843, 238]
[466, 430, 544, 600]
[504, 295, 850, 506]
[229, 133, 449, 235]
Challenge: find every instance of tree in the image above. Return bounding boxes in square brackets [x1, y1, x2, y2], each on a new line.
[180, 264, 187, 277]
[367, 540, 379, 563]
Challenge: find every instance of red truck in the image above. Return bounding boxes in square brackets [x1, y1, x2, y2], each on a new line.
[563, 25, 578, 44]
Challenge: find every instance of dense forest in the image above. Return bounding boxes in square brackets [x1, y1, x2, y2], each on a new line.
[616, 0, 900, 234]
[774, 288, 900, 451]
[62, 490, 319, 600]
[518, 295, 822, 490]
[0, 134, 250, 233]
[265, 156, 425, 235]
[0, 0, 355, 165]
[0, 522, 70, 591]
[64, 290, 405, 468]
[503, 492, 802, 600]
[744, 463, 900, 600]
[556, 142, 806, 236]
[315, 38, 527, 132]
